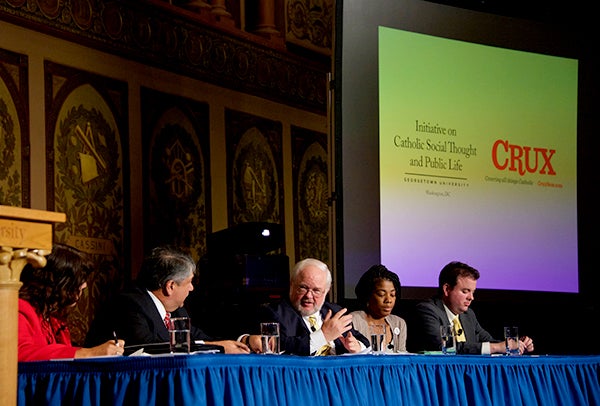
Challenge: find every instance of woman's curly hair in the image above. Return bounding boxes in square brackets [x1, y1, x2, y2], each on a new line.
[19, 243, 93, 320]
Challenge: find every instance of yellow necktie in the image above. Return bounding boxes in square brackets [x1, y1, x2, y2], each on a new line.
[308, 315, 318, 332]
[308, 315, 332, 355]
[453, 317, 466, 342]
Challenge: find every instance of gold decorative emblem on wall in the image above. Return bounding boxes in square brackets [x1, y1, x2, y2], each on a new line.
[0, 47, 29, 207]
[142, 88, 210, 261]
[292, 126, 328, 262]
[226, 109, 283, 226]
[45, 61, 128, 345]
[285, 0, 333, 55]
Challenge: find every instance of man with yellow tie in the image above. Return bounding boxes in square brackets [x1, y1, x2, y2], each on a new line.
[409, 261, 534, 355]
[240, 258, 370, 355]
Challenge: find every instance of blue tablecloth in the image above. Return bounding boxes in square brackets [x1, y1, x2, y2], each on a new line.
[18, 353, 600, 405]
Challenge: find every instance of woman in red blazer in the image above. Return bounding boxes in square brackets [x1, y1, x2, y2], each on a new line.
[18, 243, 124, 361]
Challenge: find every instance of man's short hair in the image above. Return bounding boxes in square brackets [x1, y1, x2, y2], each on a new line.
[137, 246, 196, 291]
[438, 261, 480, 294]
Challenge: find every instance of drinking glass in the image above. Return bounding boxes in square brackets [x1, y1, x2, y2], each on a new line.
[504, 326, 520, 356]
[440, 325, 456, 355]
[369, 324, 386, 354]
[260, 322, 280, 354]
[168, 317, 191, 353]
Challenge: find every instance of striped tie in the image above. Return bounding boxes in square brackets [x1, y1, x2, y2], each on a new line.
[164, 312, 171, 329]
[308, 315, 318, 332]
[308, 315, 331, 355]
[453, 317, 466, 342]
[314, 343, 332, 356]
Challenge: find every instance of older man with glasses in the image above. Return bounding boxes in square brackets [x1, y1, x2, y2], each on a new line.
[240, 258, 369, 355]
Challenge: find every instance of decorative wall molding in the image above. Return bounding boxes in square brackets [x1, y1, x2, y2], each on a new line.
[0, 0, 328, 114]
[0, 47, 29, 208]
[285, 0, 333, 56]
[226, 108, 284, 227]
[44, 60, 129, 344]
[142, 86, 211, 262]
[292, 125, 328, 262]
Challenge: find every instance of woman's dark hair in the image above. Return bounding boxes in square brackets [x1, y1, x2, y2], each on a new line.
[354, 264, 401, 311]
[19, 243, 93, 319]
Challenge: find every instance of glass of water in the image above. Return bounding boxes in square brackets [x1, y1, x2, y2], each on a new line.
[440, 325, 456, 355]
[260, 322, 280, 354]
[168, 317, 191, 353]
[504, 326, 520, 356]
[369, 324, 386, 354]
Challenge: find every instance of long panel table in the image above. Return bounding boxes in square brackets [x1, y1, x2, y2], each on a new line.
[18, 353, 600, 405]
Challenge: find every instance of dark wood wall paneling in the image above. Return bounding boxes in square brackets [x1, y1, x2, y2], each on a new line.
[0, 0, 328, 114]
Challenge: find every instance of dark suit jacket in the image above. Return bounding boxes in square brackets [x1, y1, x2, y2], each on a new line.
[257, 299, 370, 355]
[410, 297, 498, 354]
[85, 285, 212, 347]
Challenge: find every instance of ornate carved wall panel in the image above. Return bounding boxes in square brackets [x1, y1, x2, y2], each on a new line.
[285, 0, 333, 55]
[292, 125, 328, 262]
[0, 0, 328, 113]
[44, 61, 129, 345]
[226, 109, 284, 228]
[141, 87, 211, 262]
[0, 47, 29, 207]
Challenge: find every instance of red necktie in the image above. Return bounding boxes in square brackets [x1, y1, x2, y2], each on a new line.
[164, 312, 171, 329]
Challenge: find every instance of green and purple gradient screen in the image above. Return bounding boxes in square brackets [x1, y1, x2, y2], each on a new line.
[379, 26, 578, 292]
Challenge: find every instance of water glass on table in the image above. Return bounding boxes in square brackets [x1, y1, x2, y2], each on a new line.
[369, 324, 386, 354]
[260, 322, 280, 354]
[168, 317, 191, 353]
[504, 326, 520, 356]
[440, 325, 456, 355]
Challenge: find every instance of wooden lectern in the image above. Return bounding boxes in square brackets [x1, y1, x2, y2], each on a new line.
[0, 205, 66, 406]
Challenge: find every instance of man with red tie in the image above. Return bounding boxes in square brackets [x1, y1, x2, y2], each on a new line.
[86, 246, 250, 354]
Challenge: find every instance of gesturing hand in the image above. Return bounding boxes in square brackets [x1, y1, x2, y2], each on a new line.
[320, 308, 353, 342]
[339, 332, 362, 353]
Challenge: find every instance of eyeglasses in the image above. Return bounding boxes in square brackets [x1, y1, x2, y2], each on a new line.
[296, 284, 326, 298]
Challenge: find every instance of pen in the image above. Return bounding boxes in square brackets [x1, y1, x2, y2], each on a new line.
[113, 331, 119, 346]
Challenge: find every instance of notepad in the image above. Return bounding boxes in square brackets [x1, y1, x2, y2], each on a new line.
[124, 341, 224, 355]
